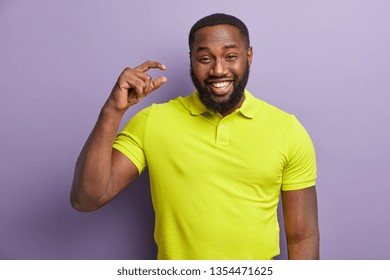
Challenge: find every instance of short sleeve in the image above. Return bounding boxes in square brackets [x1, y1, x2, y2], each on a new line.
[113, 107, 151, 174]
[281, 115, 317, 191]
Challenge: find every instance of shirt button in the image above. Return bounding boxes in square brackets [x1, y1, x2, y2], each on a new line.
[221, 125, 226, 129]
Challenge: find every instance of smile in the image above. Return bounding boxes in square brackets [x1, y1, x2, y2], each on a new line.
[209, 81, 232, 89]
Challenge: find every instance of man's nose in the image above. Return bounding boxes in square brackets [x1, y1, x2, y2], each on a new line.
[210, 59, 227, 77]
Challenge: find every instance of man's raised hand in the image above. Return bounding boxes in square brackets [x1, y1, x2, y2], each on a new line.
[106, 61, 167, 112]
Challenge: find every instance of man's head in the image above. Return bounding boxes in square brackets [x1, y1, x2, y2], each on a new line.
[189, 13, 252, 115]
[189, 13, 250, 52]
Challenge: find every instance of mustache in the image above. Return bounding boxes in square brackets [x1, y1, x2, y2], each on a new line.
[206, 75, 233, 80]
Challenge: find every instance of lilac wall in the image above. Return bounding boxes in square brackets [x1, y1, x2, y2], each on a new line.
[1, 0, 389, 259]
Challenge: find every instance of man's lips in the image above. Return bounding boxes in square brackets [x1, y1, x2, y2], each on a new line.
[207, 80, 234, 90]
[209, 81, 232, 89]
[206, 80, 234, 98]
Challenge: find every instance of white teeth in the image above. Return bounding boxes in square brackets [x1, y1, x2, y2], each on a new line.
[211, 82, 230, 88]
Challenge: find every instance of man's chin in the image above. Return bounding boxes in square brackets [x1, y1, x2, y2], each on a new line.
[198, 89, 243, 114]
[209, 91, 233, 103]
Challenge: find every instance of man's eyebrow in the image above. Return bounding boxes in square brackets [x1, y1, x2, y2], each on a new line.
[195, 44, 239, 52]
[223, 43, 239, 49]
[196, 46, 210, 52]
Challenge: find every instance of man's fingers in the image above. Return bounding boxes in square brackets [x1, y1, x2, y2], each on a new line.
[134, 71, 153, 93]
[126, 75, 167, 103]
[135, 60, 166, 72]
[115, 62, 167, 105]
[151, 76, 168, 92]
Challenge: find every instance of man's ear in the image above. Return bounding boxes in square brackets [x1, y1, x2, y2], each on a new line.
[247, 46, 253, 66]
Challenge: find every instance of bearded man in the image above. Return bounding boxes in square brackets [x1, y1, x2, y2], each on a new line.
[71, 13, 319, 260]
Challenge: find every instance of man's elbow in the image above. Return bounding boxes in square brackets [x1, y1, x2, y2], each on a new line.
[70, 186, 104, 212]
[70, 197, 99, 212]
[287, 223, 319, 242]
[288, 230, 319, 245]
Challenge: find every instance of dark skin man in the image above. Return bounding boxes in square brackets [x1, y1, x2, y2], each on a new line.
[71, 22, 319, 260]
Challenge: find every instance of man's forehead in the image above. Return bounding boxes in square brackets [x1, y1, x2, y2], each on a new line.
[194, 24, 240, 36]
[193, 24, 243, 46]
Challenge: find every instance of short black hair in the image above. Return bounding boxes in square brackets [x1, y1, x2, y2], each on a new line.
[188, 13, 250, 51]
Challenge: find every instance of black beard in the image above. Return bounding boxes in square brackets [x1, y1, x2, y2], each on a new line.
[190, 63, 250, 114]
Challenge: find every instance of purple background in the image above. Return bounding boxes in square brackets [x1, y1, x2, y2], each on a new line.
[1, 0, 389, 260]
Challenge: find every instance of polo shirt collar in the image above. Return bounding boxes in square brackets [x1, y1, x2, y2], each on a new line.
[189, 90, 208, 115]
[238, 90, 262, 118]
[189, 89, 261, 118]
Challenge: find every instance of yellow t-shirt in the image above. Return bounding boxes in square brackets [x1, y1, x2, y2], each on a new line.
[113, 90, 316, 259]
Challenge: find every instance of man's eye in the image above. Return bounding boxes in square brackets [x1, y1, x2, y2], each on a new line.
[199, 57, 212, 63]
[226, 55, 238, 61]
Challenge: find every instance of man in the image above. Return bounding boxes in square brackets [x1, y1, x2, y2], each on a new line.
[71, 13, 319, 260]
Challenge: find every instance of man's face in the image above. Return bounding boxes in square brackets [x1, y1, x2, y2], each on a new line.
[190, 24, 252, 115]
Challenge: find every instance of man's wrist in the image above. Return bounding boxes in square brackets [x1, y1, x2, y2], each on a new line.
[101, 101, 127, 120]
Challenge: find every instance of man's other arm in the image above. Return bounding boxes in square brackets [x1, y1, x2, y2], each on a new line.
[282, 186, 319, 259]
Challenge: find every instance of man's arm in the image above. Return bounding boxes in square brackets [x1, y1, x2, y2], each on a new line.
[70, 61, 167, 212]
[281, 186, 319, 259]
